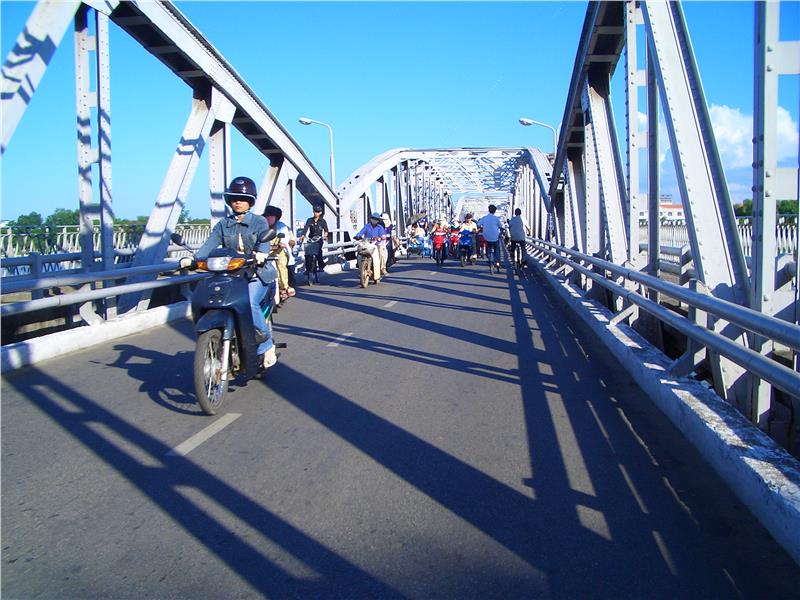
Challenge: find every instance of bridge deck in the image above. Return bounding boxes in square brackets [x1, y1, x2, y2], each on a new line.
[2, 260, 799, 598]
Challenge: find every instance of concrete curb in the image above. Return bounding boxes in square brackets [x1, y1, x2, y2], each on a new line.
[529, 258, 800, 565]
[2, 302, 192, 372]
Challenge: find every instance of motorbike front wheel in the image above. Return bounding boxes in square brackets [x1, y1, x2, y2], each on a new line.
[360, 257, 371, 288]
[194, 329, 229, 415]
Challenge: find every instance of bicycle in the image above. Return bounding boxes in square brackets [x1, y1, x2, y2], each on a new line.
[303, 235, 323, 286]
[511, 240, 525, 275]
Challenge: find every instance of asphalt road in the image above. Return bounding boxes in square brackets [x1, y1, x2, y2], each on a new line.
[3, 256, 799, 599]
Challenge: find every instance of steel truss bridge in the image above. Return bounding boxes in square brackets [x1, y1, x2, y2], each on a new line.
[2, 0, 800, 594]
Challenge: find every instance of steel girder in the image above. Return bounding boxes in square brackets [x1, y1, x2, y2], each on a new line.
[751, 0, 800, 426]
[337, 148, 530, 232]
[2, 1, 340, 274]
[642, 1, 749, 305]
[548, 0, 797, 424]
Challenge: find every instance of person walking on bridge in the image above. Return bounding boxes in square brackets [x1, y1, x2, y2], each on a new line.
[478, 204, 503, 270]
[508, 208, 529, 265]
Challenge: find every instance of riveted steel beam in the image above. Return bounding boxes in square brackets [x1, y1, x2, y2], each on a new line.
[109, 1, 339, 217]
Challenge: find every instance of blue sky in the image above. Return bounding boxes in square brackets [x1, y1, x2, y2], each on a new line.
[1, 1, 798, 225]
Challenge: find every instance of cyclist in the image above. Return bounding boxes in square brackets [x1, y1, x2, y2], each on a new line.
[478, 205, 503, 270]
[508, 208, 529, 267]
[181, 176, 277, 368]
[298, 204, 329, 282]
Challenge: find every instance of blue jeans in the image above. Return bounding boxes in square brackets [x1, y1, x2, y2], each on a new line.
[486, 240, 500, 265]
[248, 279, 273, 355]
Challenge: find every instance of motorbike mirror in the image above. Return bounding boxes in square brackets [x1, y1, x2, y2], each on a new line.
[170, 232, 184, 246]
[277, 233, 286, 239]
[261, 228, 277, 243]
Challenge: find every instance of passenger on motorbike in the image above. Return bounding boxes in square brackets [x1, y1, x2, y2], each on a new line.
[264, 205, 295, 302]
[180, 176, 277, 368]
[354, 212, 386, 283]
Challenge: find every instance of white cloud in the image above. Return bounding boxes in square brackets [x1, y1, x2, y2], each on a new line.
[709, 103, 799, 170]
[776, 106, 799, 162]
[709, 104, 753, 169]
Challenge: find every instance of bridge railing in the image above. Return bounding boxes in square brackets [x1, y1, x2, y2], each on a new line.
[527, 237, 800, 433]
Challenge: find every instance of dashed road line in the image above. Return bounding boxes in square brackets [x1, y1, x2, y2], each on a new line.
[167, 413, 242, 457]
[327, 332, 354, 347]
[383, 300, 398, 308]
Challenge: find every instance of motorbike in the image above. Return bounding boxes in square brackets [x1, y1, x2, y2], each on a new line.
[303, 235, 323, 286]
[355, 237, 381, 288]
[459, 230, 476, 267]
[171, 231, 284, 415]
[431, 230, 448, 265]
[448, 230, 460, 258]
[476, 230, 486, 258]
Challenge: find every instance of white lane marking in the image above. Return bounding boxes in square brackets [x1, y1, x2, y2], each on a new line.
[428, 271, 437, 275]
[167, 413, 242, 457]
[383, 300, 398, 308]
[327, 332, 353, 347]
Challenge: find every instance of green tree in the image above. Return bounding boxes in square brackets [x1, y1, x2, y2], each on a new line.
[11, 211, 43, 227]
[734, 199, 753, 217]
[44, 208, 80, 228]
[777, 199, 798, 215]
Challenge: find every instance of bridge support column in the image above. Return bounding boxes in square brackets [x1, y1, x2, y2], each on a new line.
[208, 120, 232, 227]
[643, 1, 751, 413]
[74, 5, 115, 273]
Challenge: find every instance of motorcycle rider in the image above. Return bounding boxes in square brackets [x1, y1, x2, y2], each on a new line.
[180, 176, 277, 368]
[354, 212, 386, 283]
[459, 213, 479, 261]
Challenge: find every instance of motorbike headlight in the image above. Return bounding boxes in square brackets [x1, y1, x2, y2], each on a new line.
[206, 256, 233, 272]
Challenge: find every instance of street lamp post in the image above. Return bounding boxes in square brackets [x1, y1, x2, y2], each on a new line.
[299, 117, 336, 190]
[518, 117, 557, 156]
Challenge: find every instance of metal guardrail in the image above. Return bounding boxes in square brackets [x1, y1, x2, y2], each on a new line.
[527, 237, 800, 400]
[0, 238, 362, 320]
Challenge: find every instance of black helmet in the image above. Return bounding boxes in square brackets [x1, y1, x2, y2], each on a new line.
[514, 208, 522, 216]
[264, 205, 283, 220]
[313, 204, 324, 213]
[224, 176, 257, 207]
[488, 204, 497, 213]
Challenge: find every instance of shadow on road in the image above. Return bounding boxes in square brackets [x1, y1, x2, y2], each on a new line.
[4, 369, 403, 599]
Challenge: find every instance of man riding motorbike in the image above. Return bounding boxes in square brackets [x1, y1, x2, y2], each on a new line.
[354, 212, 387, 283]
[179, 176, 277, 368]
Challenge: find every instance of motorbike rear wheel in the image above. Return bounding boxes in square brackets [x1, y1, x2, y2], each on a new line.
[460, 253, 465, 267]
[194, 329, 229, 415]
